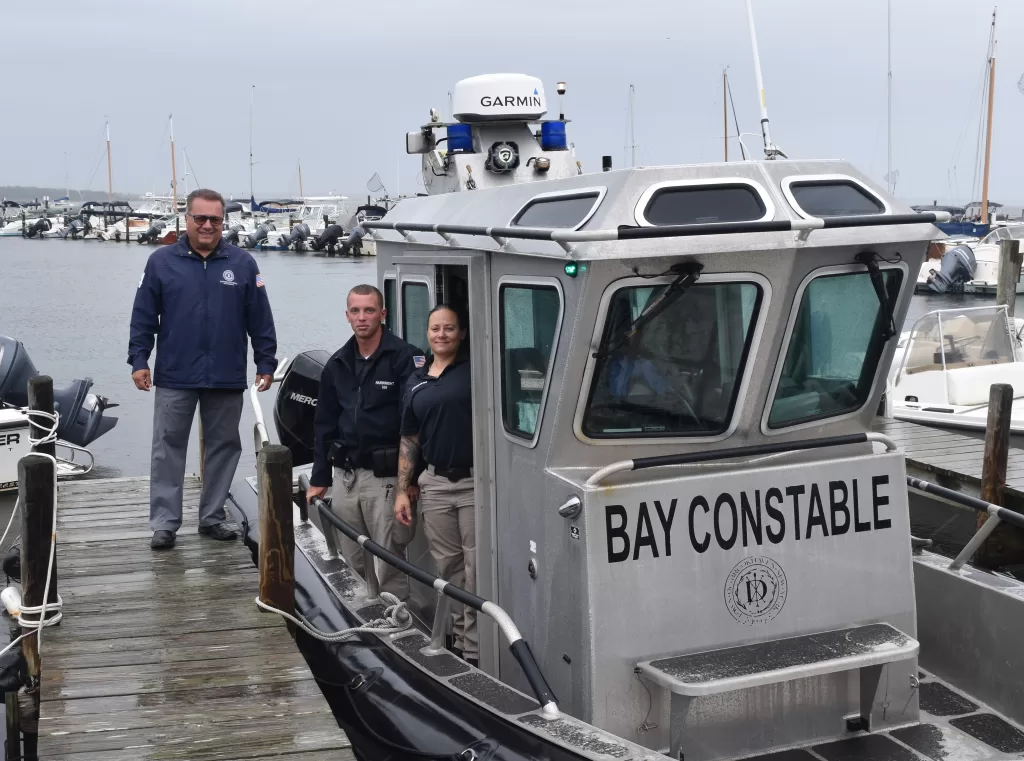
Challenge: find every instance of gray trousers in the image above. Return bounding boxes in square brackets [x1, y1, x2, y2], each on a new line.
[330, 467, 413, 601]
[150, 386, 243, 533]
[418, 469, 477, 659]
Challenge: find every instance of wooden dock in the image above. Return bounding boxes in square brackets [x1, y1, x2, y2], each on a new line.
[35, 475, 353, 761]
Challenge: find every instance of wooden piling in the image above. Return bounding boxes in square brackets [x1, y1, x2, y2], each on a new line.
[257, 445, 294, 616]
[4, 689, 18, 761]
[17, 454, 57, 751]
[977, 383, 1014, 567]
[26, 377, 55, 459]
[996, 239, 1022, 316]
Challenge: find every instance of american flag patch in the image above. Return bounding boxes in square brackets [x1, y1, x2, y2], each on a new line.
[413, 355, 426, 368]
[256, 273, 265, 288]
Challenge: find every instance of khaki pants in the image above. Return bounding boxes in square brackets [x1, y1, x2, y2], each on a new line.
[331, 467, 413, 601]
[418, 469, 476, 659]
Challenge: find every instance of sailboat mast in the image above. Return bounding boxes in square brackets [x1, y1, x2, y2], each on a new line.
[886, 0, 892, 193]
[629, 85, 636, 168]
[298, 160, 304, 201]
[105, 121, 113, 201]
[249, 85, 255, 201]
[724, 69, 729, 162]
[980, 7, 997, 226]
[170, 115, 179, 236]
[64, 152, 69, 198]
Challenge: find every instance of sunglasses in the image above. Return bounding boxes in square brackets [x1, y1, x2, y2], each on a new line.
[187, 213, 224, 227]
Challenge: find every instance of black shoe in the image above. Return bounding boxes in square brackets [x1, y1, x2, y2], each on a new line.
[465, 657, 478, 668]
[151, 530, 176, 550]
[198, 523, 238, 541]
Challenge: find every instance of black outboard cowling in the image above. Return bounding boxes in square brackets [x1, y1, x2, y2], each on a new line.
[310, 224, 344, 253]
[23, 218, 52, 238]
[243, 222, 274, 248]
[137, 219, 167, 244]
[927, 244, 977, 294]
[0, 336, 118, 448]
[278, 222, 311, 250]
[60, 217, 90, 240]
[274, 351, 330, 467]
[222, 223, 244, 245]
[336, 226, 366, 256]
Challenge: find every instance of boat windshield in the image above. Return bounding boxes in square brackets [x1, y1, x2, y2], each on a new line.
[901, 306, 1015, 376]
[981, 225, 1024, 245]
[582, 280, 761, 437]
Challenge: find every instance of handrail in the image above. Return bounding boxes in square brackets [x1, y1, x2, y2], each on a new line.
[250, 358, 289, 455]
[297, 474, 559, 718]
[906, 475, 1024, 570]
[586, 432, 898, 486]
[361, 211, 950, 247]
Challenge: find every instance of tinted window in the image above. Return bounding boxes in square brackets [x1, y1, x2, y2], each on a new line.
[583, 281, 761, 437]
[643, 185, 766, 226]
[768, 269, 903, 428]
[383, 278, 396, 328]
[512, 193, 600, 229]
[402, 282, 430, 345]
[500, 285, 561, 439]
[789, 181, 884, 217]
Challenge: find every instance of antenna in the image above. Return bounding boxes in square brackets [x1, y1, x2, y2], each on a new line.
[249, 85, 255, 200]
[886, 0, 893, 193]
[170, 114, 179, 236]
[628, 84, 636, 167]
[744, 0, 786, 159]
[105, 119, 113, 201]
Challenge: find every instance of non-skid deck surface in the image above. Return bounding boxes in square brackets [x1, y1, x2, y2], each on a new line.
[872, 419, 1024, 498]
[38, 476, 353, 760]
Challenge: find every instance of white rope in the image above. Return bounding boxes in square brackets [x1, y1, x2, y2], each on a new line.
[255, 591, 411, 642]
[0, 409, 63, 659]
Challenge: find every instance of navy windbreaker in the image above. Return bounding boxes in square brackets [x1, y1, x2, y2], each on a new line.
[127, 236, 277, 389]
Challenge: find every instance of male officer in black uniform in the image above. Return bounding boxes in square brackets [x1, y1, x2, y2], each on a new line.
[306, 284, 424, 599]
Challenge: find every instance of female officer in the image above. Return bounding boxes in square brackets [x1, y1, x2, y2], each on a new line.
[393, 304, 477, 666]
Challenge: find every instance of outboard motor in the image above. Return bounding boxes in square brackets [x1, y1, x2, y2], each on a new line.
[0, 336, 118, 448]
[60, 217, 89, 240]
[222, 223, 244, 245]
[336, 226, 366, 257]
[927, 244, 977, 294]
[273, 351, 329, 467]
[136, 219, 167, 244]
[243, 222, 274, 249]
[278, 222, 311, 251]
[23, 218, 51, 238]
[310, 224, 344, 253]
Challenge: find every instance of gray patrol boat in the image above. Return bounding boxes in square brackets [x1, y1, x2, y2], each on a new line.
[234, 72, 1024, 761]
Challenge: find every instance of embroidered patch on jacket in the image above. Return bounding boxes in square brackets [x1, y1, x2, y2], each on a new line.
[256, 273, 265, 288]
[413, 355, 426, 368]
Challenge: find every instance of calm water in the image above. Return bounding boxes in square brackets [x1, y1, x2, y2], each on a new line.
[1, 236, 377, 481]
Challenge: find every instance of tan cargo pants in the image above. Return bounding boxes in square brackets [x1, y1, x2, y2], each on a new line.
[331, 467, 413, 601]
[418, 468, 477, 659]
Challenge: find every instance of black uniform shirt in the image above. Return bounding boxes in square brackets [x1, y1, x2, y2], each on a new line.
[401, 353, 474, 470]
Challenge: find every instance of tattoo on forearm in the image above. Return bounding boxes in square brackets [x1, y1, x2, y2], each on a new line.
[397, 435, 421, 494]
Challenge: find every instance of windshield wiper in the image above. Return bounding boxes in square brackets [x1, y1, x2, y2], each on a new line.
[594, 262, 703, 359]
[856, 252, 897, 341]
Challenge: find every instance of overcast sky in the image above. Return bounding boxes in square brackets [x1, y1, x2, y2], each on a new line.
[3, 0, 1021, 205]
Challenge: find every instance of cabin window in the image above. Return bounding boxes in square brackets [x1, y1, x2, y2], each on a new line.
[383, 277, 396, 329]
[511, 192, 601, 229]
[768, 269, 903, 428]
[583, 280, 762, 438]
[401, 281, 430, 345]
[500, 283, 562, 441]
[641, 184, 766, 226]
[788, 180, 885, 217]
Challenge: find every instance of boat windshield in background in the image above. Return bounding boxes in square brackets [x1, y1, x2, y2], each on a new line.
[899, 305, 1015, 379]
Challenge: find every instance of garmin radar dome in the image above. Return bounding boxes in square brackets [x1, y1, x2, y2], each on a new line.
[452, 73, 547, 122]
[406, 73, 581, 195]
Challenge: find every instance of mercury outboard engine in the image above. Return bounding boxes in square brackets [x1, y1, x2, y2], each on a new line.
[273, 351, 329, 467]
[927, 244, 977, 294]
[243, 222, 275, 249]
[336, 226, 366, 257]
[310, 224, 344, 254]
[0, 336, 118, 448]
[222, 223, 244, 245]
[278, 222, 311, 251]
[60, 216, 91, 240]
[136, 219, 167, 244]
[23, 218, 52, 238]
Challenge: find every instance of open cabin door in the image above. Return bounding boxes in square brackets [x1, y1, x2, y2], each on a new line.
[391, 254, 499, 675]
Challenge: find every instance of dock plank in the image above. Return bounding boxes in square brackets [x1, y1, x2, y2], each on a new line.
[40, 476, 350, 759]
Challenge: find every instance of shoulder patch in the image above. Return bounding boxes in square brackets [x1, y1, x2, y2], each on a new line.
[256, 273, 265, 288]
[413, 355, 426, 368]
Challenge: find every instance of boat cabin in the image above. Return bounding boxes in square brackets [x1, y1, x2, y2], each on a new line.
[361, 158, 944, 758]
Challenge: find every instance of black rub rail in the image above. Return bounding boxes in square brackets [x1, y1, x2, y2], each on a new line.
[297, 473, 559, 717]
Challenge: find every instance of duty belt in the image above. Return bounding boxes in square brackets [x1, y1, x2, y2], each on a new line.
[427, 464, 473, 482]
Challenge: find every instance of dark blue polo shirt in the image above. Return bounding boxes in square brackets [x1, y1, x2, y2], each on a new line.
[401, 354, 473, 470]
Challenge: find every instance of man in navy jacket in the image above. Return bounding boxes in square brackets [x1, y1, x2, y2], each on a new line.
[128, 188, 277, 550]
